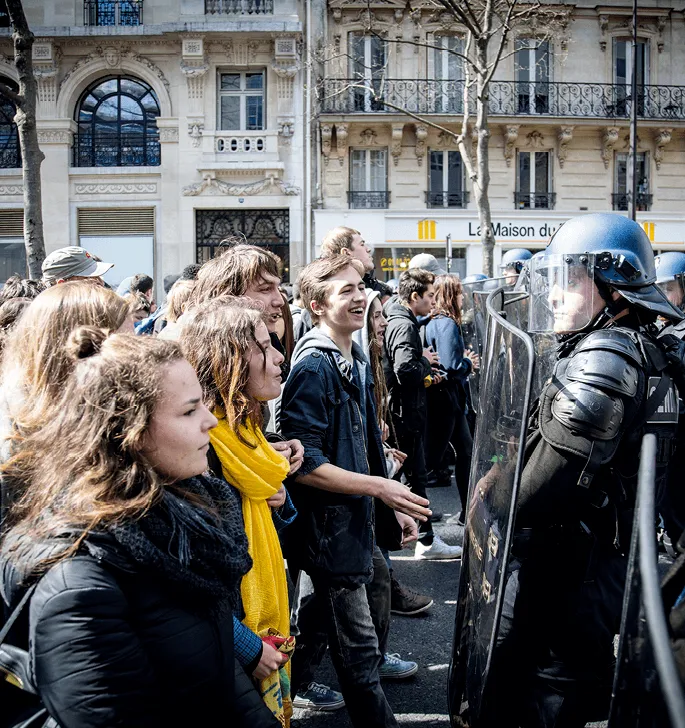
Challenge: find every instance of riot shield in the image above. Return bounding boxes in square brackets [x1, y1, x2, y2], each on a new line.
[448, 288, 536, 728]
[609, 433, 685, 728]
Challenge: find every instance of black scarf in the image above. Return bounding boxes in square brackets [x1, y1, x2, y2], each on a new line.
[108, 474, 251, 618]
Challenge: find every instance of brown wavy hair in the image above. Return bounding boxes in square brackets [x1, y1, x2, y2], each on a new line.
[432, 274, 464, 325]
[1, 327, 186, 569]
[366, 295, 389, 429]
[179, 296, 267, 446]
[2, 281, 129, 432]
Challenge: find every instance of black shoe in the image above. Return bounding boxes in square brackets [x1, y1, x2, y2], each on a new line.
[426, 469, 452, 488]
[390, 577, 434, 616]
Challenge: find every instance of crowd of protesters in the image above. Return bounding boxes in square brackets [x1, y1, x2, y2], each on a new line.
[0, 230, 476, 728]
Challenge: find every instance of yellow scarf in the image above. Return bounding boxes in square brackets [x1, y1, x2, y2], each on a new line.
[209, 417, 291, 641]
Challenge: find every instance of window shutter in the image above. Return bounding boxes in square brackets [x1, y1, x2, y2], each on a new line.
[0, 209, 23, 237]
[77, 208, 155, 236]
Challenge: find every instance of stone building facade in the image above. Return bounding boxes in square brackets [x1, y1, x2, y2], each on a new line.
[0, 0, 304, 291]
[314, 0, 685, 279]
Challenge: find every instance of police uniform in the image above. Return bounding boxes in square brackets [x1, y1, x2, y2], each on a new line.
[484, 215, 682, 728]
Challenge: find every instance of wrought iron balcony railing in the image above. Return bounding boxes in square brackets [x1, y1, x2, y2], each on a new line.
[0, 137, 20, 170]
[612, 193, 653, 212]
[73, 133, 161, 167]
[320, 79, 685, 121]
[426, 191, 469, 209]
[84, 0, 143, 26]
[205, 0, 273, 14]
[348, 191, 390, 209]
[514, 192, 557, 210]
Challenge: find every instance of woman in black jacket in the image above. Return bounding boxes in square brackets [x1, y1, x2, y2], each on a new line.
[0, 327, 278, 728]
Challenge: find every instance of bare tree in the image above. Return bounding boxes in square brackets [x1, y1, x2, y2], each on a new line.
[319, 0, 567, 276]
[0, 0, 45, 279]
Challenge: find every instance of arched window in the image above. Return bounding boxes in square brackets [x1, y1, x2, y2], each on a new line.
[0, 77, 21, 169]
[73, 76, 161, 167]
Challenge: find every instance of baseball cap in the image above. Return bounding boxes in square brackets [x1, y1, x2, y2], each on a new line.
[408, 253, 447, 276]
[42, 246, 114, 284]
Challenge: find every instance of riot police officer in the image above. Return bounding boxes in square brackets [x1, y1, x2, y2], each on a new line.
[500, 248, 533, 286]
[656, 251, 685, 314]
[485, 214, 682, 727]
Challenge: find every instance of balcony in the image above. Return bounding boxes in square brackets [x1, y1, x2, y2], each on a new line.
[83, 0, 143, 26]
[612, 193, 653, 212]
[73, 133, 161, 167]
[426, 191, 469, 209]
[348, 191, 390, 209]
[320, 79, 685, 121]
[514, 192, 556, 210]
[205, 0, 273, 13]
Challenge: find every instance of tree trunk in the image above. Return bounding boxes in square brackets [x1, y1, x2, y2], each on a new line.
[6, 0, 45, 279]
[474, 38, 495, 277]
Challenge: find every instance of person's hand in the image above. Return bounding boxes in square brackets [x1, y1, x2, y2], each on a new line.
[386, 447, 407, 466]
[271, 439, 304, 476]
[431, 369, 444, 385]
[375, 478, 431, 521]
[423, 347, 439, 366]
[253, 641, 288, 681]
[395, 511, 418, 547]
[465, 348, 480, 371]
[266, 485, 287, 509]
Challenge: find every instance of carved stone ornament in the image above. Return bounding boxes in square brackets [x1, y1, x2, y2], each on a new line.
[75, 183, 157, 195]
[159, 127, 180, 143]
[271, 61, 300, 79]
[415, 124, 428, 166]
[391, 124, 404, 166]
[182, 175, 300, 197]
[278, 118, 295, 139]
[598, 14, 609, 52]
[526, 130, 545, 148]
[601, 127, 620, 169]
[0, 184, 23, 196]
[104, 46, 121, 68]
[657, 16, 667, 53]
[359, 128, 378, 146]
[654, 128, 672, 170]
[557, 126, 574, 168]
[622, 133, 641, 150]
[180, 61, 209, 78]
[182, 38, 205, 58]
[321, 124, 333, 165]
[336, 123, 349, 166]
[188, 121, 204, 148]
[503, 125, 520, 167]
[437, 130, 458, 147]
[37, 129, 72, 144]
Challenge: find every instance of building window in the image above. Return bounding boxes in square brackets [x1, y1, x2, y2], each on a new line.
[427, 150, 467, 208]
[430, 35, 463, 113]
[83, 1, 144, 26]
[0, 77, 20, 169]
[195, 209, 290, 277]
[348, 32, 387, 112]
[515, 38, 551, 114]
[612, 38, 649, 116]
[205, 0, 273, 14]
[613, 152, 651, 211]
[349, 148, 389, 209]
[73, 76, 161, 167]
[515, 150, 555, 209]
[218, 71, 265, 131]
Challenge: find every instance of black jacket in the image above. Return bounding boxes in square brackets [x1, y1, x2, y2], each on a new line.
[382, 296, 432, 434]
[0, 533, 278, 728]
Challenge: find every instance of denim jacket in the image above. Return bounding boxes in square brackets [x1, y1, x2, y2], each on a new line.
[279, 329, 388, 587]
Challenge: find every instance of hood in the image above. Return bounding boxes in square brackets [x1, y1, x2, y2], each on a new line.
[352, 289, 382, 354]
[383, 295, 416, 324]
[291, 327, 367, 369]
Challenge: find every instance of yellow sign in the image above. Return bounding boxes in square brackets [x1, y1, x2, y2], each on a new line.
[418, 219, 437, 241]
[642, 221, 655, 242]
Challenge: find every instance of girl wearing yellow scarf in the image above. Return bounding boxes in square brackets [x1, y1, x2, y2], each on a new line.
[180, 297, 297, 727]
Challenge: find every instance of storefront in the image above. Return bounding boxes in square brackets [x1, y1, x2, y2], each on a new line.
[313, 209, 685, 280]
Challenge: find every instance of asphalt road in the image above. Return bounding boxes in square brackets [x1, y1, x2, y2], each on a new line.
[291, 479, 465, 728]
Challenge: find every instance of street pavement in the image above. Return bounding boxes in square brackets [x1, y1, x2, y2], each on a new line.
[291, 479, 465, 728]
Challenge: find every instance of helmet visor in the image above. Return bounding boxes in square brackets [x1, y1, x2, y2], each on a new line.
[657, 278, 685, 312]
[529, 254, 598, 334]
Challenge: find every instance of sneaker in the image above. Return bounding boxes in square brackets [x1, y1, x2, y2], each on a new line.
[293, 682, 345, 711]
[379, 652, 419, 680]
[415, 534, 463, 560]
[390, 577, 434, 616]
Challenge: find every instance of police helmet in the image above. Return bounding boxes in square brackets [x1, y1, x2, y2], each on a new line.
[655, 251, 685, 284]
[462, 273, 488, 285]
[500, 248, 533, 274]
[544, 213, 683, 322]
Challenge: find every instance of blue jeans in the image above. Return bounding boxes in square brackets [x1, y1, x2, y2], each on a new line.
[290, 549, 397, 728]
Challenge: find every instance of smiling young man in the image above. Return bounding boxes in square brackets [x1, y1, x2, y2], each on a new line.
[279, 255, 431, 728]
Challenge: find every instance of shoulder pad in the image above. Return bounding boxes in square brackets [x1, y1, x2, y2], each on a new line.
[551, 381, 624, 440]
[575, 328, 643, 367]
[567, 329, 641, 396]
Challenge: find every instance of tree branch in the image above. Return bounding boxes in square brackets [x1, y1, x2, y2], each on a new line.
[0, 81, 23, 107]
